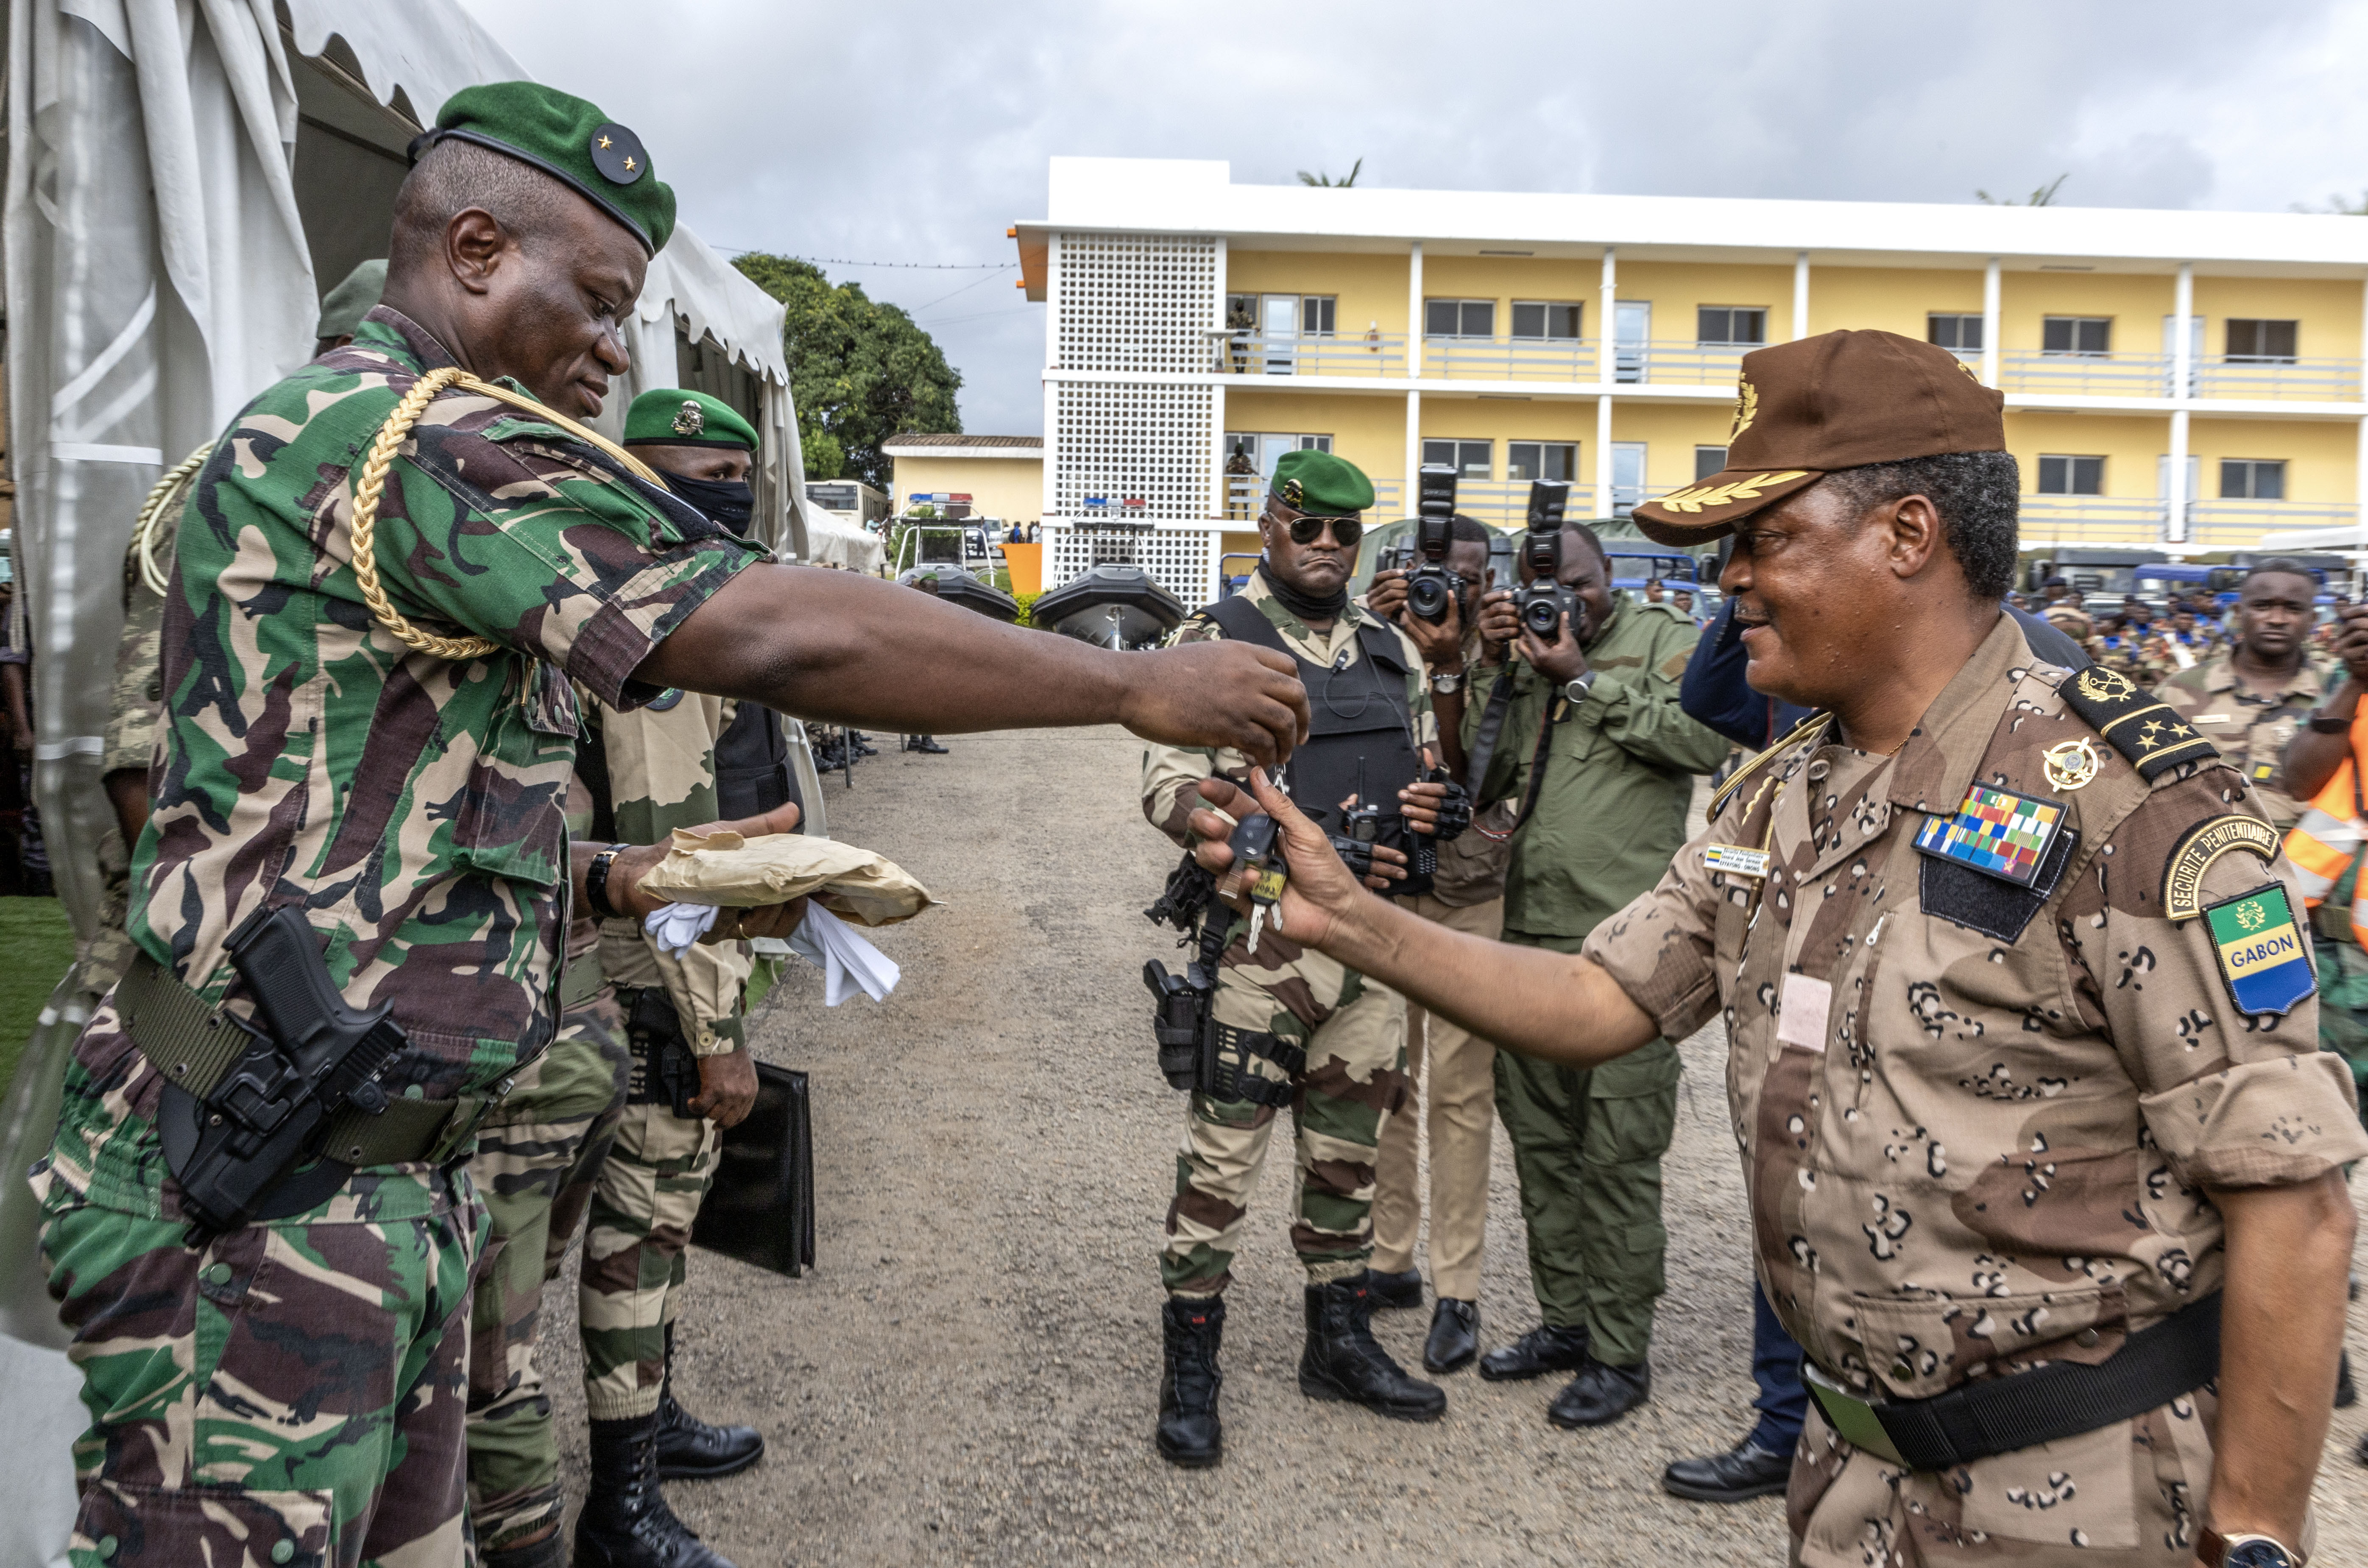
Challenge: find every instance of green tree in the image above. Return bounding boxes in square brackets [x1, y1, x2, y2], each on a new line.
[1298, 157, 1362, 187]
[731, 253, 963, 489]
[1976, 173, 2068, 206]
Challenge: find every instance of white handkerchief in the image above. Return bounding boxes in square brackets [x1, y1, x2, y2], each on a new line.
[1776, 973, 1832, 1053]
[787, 907, 902, 1007]
[645, 901, 720, 958]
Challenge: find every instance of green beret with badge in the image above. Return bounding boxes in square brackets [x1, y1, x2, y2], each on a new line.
[1269, 448, 1374, 516]
[415, 81, 676, 256]
[623, 389, 758, 452]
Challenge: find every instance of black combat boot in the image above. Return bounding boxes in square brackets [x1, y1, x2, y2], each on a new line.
[655, 1323, 766, 1481]
[1155, 1295, 1226, 1467]
[575, 1414, 735, 1568]
[1298, 1272, 1446, 1421]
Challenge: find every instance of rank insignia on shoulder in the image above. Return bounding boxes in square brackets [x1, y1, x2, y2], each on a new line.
[2161, 813, 2281, 920]
[2203, 884, 2313, 1017]
[1702, 843, 1772, 879]
[1914, 783, 2066, 888]
[2057, 665, 2217, 781]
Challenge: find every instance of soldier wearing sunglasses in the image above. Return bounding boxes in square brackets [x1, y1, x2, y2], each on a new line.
[1139, 449, 1454, 1466]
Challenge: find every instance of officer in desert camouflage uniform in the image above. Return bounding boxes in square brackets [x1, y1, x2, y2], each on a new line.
[1191, 332, 2366, 1568]
[33, 81, 1304, 1568]
[2158, 560, 2336, 832]
[1139, 448, 1448, 1468]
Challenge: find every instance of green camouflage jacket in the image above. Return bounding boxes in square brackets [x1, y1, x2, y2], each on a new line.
[48, 306, 757, 1216]
[1464, 595, 1724, 938]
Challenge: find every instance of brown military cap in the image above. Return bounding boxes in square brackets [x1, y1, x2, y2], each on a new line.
[1631, 328, 2008, 546]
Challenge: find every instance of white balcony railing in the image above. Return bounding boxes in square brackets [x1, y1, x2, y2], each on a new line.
[2185, 501, 2364, 549]
[2017, 495, 2367, 547]
[1219, 473, 1403, 521]
[1419, 336, 1600, 382]
[1208, 330, 1406, 378]
[2001, 351, 2366, 402]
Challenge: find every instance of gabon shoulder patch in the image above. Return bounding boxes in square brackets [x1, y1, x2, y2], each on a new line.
[2203, 884, 2313, 1017]
[2162, 814, 2282, 921]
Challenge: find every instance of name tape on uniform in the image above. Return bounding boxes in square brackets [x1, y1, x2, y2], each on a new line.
[1702, 843, 1772, 879]
[2203, 887, 2313, 1017]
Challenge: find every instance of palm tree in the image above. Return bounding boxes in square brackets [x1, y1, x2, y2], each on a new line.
[1297, 158, 1362, 188]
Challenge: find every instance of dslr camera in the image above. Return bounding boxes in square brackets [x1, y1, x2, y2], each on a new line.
[1400, 464, 1465, 625]
[1512, 479, 1578, 639]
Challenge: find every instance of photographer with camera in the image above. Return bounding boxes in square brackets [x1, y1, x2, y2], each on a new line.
[1138, 449, 1459, 1467]
[1358, 487, 1513, 1373]
[1460, 497, 1726, 1429]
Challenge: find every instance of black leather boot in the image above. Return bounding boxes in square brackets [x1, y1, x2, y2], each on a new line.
[1478, 1322, 1591, 1382]
[1366, 1267, 1423, 1310]
[1662, 1435, 1792, 1502]
[1547, 1355, 1651, 1428]
[576, 1414, 735, 1568]
[1155, 1296, 1226, 1467]
[1424, 1299, 1479, 1374]
[1298, 1273, 1446, 1421]
[655, 1323, 765, 1481]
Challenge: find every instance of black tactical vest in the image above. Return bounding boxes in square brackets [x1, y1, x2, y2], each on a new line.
[714, 700, 803, 826]
[1202, 594, 1428, 897]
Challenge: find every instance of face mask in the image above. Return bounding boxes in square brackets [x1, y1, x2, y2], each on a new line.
[667, 470, 755, 534]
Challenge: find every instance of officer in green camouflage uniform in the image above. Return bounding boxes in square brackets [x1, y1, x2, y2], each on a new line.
[1462, 528, 1726, 1428]
[29, 85, 758, 1568]
[1139, 449, 1444, 1467]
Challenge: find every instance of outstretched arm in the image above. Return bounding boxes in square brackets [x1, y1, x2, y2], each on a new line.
[1187, 771, 1658, 1067]
[641, 565, 1311, 765]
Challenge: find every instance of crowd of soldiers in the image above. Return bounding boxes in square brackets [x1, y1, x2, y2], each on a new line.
[17, 71, 2368, 1568]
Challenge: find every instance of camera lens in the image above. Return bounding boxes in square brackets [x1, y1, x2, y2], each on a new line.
[1521, 595, 1563, 637]
[1407, 572, 1451, 622]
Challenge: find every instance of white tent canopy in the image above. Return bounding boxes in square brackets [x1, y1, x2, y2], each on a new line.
[0, 5, 809, 1560]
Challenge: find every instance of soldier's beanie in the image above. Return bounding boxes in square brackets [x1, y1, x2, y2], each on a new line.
[314, 259, 386, 342]
[1270, 448, 1375, 515]
[623, 389, 758, 452]
[416, 82, 676, 256]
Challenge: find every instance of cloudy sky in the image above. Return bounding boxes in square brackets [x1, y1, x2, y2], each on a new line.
[459, 0, 2368, 438]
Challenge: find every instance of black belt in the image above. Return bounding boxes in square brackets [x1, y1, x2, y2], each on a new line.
[119, 950, 507, 1172]
[1805, 1292, 2221, 1472]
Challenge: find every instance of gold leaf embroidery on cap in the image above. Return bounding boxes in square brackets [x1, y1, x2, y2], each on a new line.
[1955, 360, 1981, 381]
[1728, 379, 1759, 442]
[1650, 470, 1811, 516]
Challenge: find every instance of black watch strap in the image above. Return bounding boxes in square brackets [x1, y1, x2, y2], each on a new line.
[2310, 709, 2355, 734]
[585, 842, 630, 921]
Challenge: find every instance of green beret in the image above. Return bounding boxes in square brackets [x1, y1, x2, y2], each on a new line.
[418, 82, 675, 256]
[1270, 448, 1374, 515]
[315, 259, 386, 342]
[623, 389, 757, 451]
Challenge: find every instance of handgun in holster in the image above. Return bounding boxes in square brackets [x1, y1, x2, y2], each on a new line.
[160, 904, 405, 1240]
[627, 985, 702, 1118]
[1138, 816, 1303, 1107]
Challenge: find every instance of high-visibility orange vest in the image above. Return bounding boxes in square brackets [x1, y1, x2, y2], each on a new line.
[2283, 703, 2368, 949]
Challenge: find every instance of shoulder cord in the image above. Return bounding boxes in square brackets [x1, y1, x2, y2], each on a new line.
[348, 366, 670, 661]
[131, 443, 215, 597]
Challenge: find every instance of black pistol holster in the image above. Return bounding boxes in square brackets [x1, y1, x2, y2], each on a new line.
[1142, 870, 1305, 1109]
[622, 984, 702, 1118]
[140, 904, 424, 1240]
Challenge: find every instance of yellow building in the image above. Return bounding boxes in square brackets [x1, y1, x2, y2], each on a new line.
[1012, 159, 2368, 598]
[881, 434, 1043, 527]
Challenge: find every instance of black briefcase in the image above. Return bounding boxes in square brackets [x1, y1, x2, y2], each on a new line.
[691, 1062, 815, 1277]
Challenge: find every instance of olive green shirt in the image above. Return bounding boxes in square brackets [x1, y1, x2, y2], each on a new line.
[1463, 597, 1724, 938]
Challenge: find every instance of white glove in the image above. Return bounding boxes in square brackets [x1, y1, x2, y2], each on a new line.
[644, 901, 719, 958]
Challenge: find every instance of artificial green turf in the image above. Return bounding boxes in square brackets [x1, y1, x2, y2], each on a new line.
[0, 897, 76, 1098]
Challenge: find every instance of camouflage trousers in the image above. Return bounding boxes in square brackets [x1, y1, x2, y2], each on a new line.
[1493, 928, 1681, 1367]
[2313, 931, 2368, 1134]
[39, 1166, 485, 1568]
[463, 1002, 630, 1553]
[1160, 908, 1411, 1298]
[578, 1032, 721, 1421]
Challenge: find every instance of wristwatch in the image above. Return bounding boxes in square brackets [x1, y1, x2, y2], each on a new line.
[584, 841, 630, 922]
[1429, 670, 1464, 695]
[2200, 1527, 2304, 1568]
[1563, 670, 1599, 704]
[2309, 708, 2354, 734]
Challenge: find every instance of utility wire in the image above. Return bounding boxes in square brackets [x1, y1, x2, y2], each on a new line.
[714, 246, 1010, 269]
[907, 265, 1019, 315]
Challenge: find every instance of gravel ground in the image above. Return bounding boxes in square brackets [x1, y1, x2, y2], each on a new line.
[535, 723, 2368, 1565]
